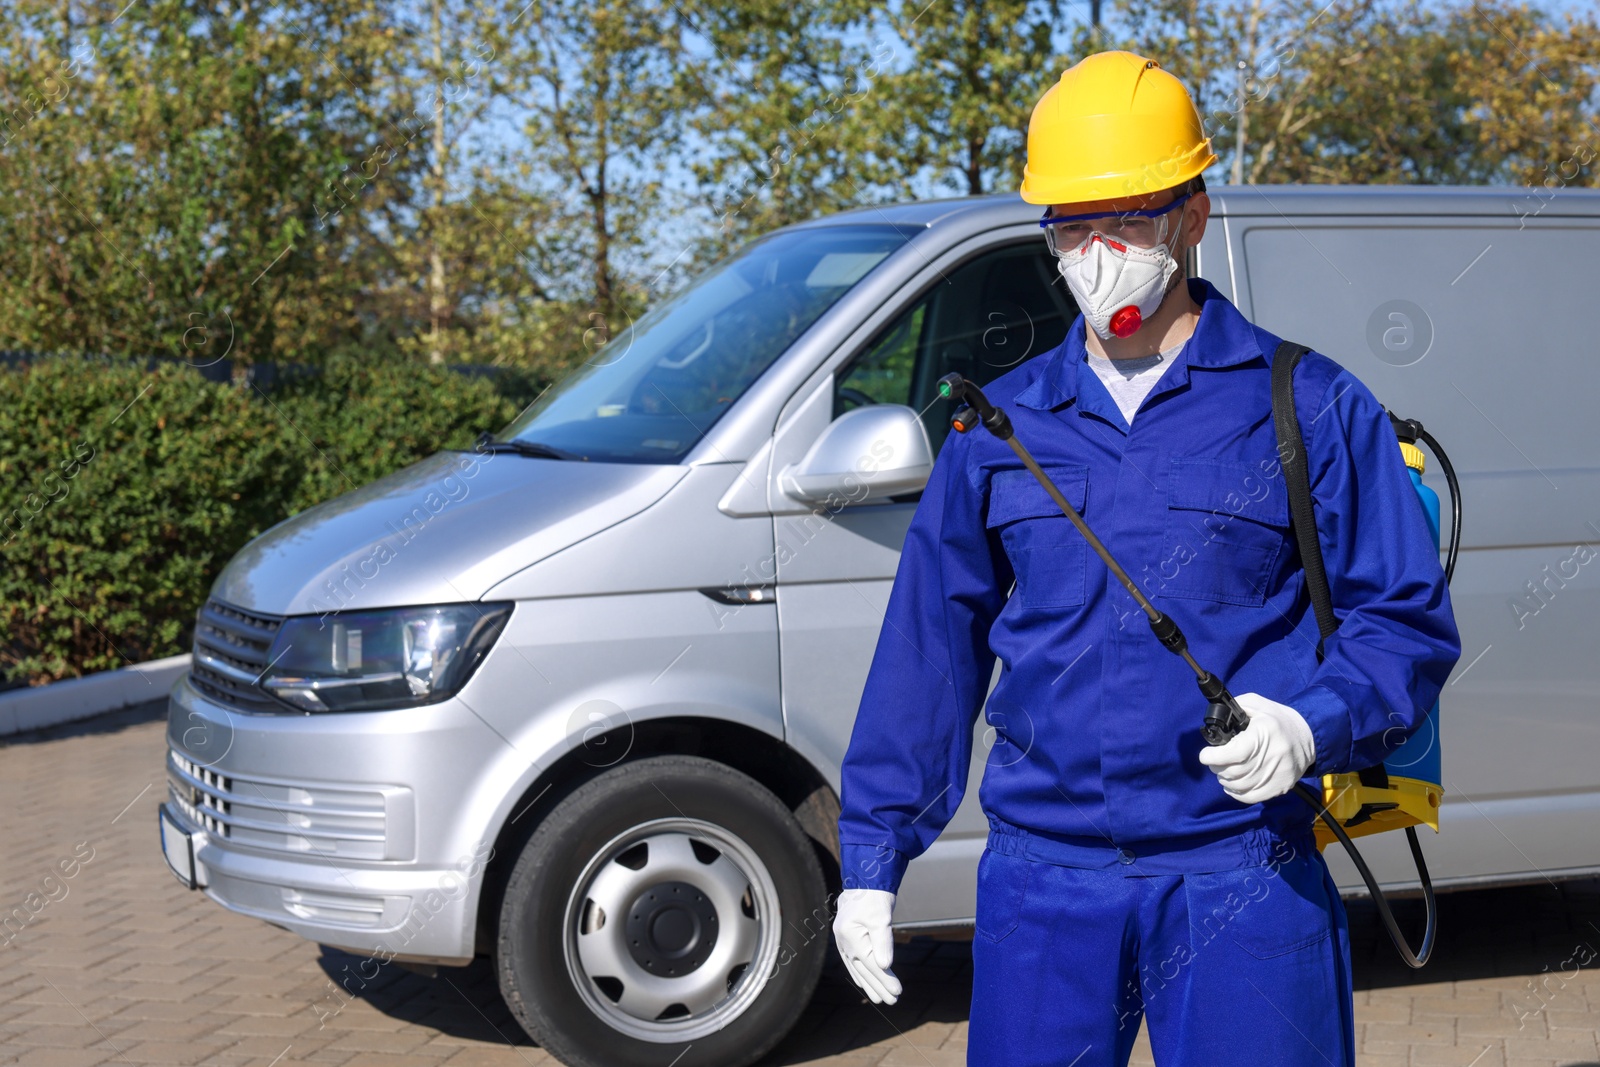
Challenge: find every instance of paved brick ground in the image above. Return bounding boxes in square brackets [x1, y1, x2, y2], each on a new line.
[2, 700, 1598, 1067]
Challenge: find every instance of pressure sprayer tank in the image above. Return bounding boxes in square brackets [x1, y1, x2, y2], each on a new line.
[1312, 439, 1445, 848]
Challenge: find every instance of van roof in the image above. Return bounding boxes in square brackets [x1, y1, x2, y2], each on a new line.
[789, 184, 1600, 232]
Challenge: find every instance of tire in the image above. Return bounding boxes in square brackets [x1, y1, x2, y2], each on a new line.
[496, 755, 830, 1067]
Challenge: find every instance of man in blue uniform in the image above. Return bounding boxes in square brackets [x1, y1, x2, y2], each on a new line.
[831, 51, 1460, 1066]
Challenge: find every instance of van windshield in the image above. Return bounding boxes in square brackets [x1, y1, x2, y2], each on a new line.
[491, 224, 918, 463]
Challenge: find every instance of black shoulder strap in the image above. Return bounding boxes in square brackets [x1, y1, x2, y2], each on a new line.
[1271, 341, 1338, 660]
[1274, 341, 1396, 791]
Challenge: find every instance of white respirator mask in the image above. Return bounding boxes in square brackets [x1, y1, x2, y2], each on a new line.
[1042, 194, 1190, 340]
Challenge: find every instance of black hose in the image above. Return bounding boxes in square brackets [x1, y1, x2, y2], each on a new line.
[1293, 783, 1436, 968]
[1416, 426, 1461, 584]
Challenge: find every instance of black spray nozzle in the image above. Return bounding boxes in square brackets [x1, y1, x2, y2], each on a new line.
[938, 373, 1012, 439]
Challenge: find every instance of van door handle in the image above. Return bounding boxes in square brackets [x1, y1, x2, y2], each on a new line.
[699, 586, 775, 605]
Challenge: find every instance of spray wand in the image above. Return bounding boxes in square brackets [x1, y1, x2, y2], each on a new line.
[938, 372, 1249, 745]
[939, 371, 1437, 968]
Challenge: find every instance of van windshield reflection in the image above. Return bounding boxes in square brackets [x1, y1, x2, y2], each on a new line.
[486, 224, 917, 463]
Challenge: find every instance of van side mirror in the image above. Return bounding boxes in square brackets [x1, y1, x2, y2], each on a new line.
[778, 404, 934, 506]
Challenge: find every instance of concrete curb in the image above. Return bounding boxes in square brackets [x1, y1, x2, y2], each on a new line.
[0, 654, 189, 737]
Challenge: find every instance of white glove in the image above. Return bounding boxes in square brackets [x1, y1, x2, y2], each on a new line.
[832, 888, 901, 1005]
[1198, 692, 1317, 804]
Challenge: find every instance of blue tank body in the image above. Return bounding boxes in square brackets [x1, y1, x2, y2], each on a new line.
[1388, 467, 1442, 784]
[1411, 468, 1441, 545]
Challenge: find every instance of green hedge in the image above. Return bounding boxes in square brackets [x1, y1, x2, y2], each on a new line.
[0, 357, 546, 684]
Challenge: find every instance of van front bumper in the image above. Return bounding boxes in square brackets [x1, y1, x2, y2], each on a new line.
[163, 672, 503, 965]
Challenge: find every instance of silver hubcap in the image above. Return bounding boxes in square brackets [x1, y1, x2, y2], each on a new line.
[562, 817, 781, 1042]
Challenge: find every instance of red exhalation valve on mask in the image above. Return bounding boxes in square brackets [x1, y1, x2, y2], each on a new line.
[1109, 306, 1143, 338]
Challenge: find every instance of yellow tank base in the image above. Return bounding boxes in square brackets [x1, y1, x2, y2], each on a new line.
[1312, 773, 1442, 851]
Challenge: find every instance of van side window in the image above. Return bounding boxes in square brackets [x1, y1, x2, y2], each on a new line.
[836, 241, 1078, 453]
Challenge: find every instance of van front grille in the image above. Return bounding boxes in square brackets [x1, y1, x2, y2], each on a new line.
[189, 598, 285, 712]
[168, 752, 231, 838]
[166, 749, 395, 861]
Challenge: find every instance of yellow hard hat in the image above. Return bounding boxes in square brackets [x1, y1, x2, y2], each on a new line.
[1020, 51, 1218, 206]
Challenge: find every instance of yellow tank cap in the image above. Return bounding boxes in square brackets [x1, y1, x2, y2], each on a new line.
[1399, 441, 1426, 473]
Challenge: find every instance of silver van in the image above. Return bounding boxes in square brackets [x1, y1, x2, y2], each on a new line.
[160, 186, 1600, 1067]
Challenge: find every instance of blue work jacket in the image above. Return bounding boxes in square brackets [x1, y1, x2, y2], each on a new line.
[836, 278, 1461, 893]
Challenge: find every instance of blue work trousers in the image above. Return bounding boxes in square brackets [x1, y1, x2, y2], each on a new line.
[968, 828, 1354, 1066]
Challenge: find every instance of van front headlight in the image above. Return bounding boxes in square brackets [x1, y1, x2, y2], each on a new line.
[260, 602, 513, 712]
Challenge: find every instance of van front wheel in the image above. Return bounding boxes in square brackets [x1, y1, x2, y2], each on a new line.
[496, 755, 830, 1067]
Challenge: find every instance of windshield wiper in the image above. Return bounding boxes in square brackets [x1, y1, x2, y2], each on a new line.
[472, 431, 584, 461]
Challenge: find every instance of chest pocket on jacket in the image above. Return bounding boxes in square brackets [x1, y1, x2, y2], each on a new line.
[1156, 457, 1289, 608]
[985, 465, 1089, 609]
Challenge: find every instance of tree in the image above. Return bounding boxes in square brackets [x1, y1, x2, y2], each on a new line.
[0, 0, 412, 365]
[875, 0, 1064, 197]
[3, 0, 1594, 377]
[682, 0, 898, 258]
[485, 0, 702, 339]
[1084, 0, 1600, 188]
[370, 0, 513, 365]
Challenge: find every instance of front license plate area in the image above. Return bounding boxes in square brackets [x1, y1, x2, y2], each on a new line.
[159, 804, 197, 890]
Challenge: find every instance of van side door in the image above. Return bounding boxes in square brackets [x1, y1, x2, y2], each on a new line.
[771, 234, 1078, 926]
[1226, 201, 1600, 891]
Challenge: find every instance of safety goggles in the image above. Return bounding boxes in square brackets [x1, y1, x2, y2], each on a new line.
[1038, 193, 1190, 256]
